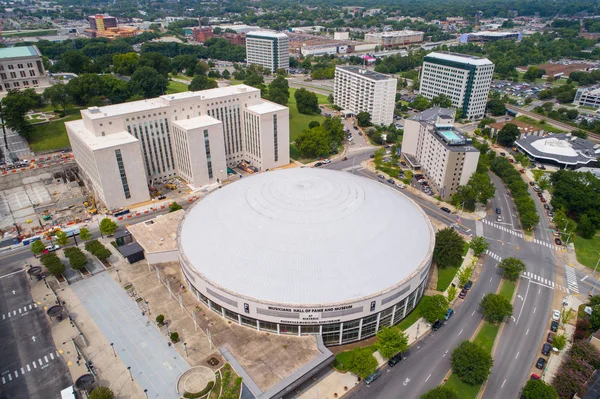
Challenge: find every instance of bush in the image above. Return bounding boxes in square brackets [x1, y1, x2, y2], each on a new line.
[346, 348, 378, 379]
[420, 386, 459, 399]
[89, 386, 115, 399]
[480, 293, 513, 324]
[41, 252, 65, 276]
[84, 239, 112, 260]
[553, 334, 567, 350]
[156, 314, 165, 325]
[183, 381, 214, 398]
[64, 247, 87, 271]
[170, 332, 179, 342]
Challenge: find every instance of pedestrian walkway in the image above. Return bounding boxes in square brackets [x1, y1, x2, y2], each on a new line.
[1, 351, 62, 385]
[341, 165, 364, 173]
[532, 238, 561, 251]
[564, 265, 580, 294]
[521, 272, 570, 293]
[1, 303, 37, 320]
[480, 219, 523, 238]
[485, 250, 502, 264]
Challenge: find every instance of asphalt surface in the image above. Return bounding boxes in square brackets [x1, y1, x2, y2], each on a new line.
[0, 264, 72, 399]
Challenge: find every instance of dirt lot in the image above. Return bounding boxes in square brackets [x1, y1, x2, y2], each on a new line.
[535, 63, 590, 76]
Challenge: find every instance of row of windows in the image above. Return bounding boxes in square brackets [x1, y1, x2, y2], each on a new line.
[0, 70, 36, 80]
[114, 149, 131, 199]
[204, 129, 213, 179]
[0, 62, 34, 71]
[0, 79, 39, 91]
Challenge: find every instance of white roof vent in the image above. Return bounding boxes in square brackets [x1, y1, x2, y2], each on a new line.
[88, 107, 101, 114]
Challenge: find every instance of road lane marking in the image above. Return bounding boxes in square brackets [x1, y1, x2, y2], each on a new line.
[516, 279, 531, 325]
[533, 307, 536, 314]
[502, 379, 506, 388]
[515, 352, 519, 359]
[50, 353, 54, 360]
[425, 374, 431, 382]
[44, 356, 48, 363]
[0, 269, 25, 279]
[526, 328, 529, 336]
[459, 329, 463, 335]
[471, 310, 475, 316]
[26, 365, 30, 372]
[581, 275, 589, 282]
[490, 277, 493, 282]
[20, 368, 24, 375]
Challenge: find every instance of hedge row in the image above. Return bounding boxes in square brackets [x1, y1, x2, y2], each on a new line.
[490, 157, 540, 230]
[183, 381, 214, 398]
[40, 252, 65, 276]
[64, 247, 87, 271]
[84, 240, 112, 260]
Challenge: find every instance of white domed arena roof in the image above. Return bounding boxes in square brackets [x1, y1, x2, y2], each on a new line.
[179, 168, 434, 306]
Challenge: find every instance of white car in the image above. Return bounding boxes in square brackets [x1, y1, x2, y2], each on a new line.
[552, 310, 561, 321]
[396, 183, 405, 189]
[322, 159, 331, 164]
[45, 244, 60, 252]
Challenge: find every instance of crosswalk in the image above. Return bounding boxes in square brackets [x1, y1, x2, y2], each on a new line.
[565, 265, 579, 294]
[341, 165, 364, 172]
[1, 303, 38, 320]
[480, 219, 523, 238]
[532, 238, 561, 251]
[1, 351, 62, 385]
[486, 250, 503, 263]
[521, 272, 570, 293]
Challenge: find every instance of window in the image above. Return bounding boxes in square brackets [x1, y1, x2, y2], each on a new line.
[273, 114, 278, 162]
[204, 129, 213, 179]
[114, 149, 131, 199]
[29, 70, 35, 77]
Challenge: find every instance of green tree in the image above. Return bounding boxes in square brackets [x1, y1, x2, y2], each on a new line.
[294, 88, 320, 115]
[327, 93, 334, 104]
[451, 341, 493, 385]
[139, 52, 172, 77]
[112, 52, 140, 76]
[243, 72, 265, 89]
[156, 314, 165, 325]
[537, 177, 550, 192]
[295, 126, 330, 158]
[99, 218, 118, 236]
[189, 75, 218, 91]
[41, 253, 65, 276]
[457, 266, 473, 287]
[267, 75, 289, 106]
[420, 295, 449, 324]
[357, 111, 372, 127]
[498, 257, 526, 281]
[553, 334, 566, 350]
[65, 247, 87, 271]
[89, 386, 115, 399]
[420, 386, 459, 399]
[79, 228, 91, 242]
[433, 228, 466, 269]
[447, 286, 458, 302]
[169, 202, 183, 212]
[486, 99, 507, 116]
[376, 326, 409, 359]
[480, 293, 513, 323]
[410, 95, 431, 111]
[469, 236, 489, 257]
[55, 231, 69, 247]
[130, 66, 169, 99]
[31, 240, 46, 256]
[347, 348, 378, 379]
[523, 66, 544, 82]
[514, 153, 531, 168]
[2, 88, 42, 139]
[431, 94, 453, 108]
[497, 123, 520, 146]
[42, 84, 71, 114]
[576, 214, 596, 239]
[221, 69, 231, 79]
[521, 379, 558, 399]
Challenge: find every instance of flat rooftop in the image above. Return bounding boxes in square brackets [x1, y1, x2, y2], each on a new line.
[425, 51, 493, 66]
[470, 31, 520, 37]
[171, 114, 222, 130]
[246, 30, 288, 39]
[128, 209, 185, 253]
[247, 101, 287, 114]
[0, 45, 40, 59]
[516, 133, 599, 166]
[336, 65, 395, 81]
[366, 30, 423, 37]
[65, 120, 139, 150]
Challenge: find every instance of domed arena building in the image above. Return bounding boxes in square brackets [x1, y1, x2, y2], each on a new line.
[177, 168, 434, 345]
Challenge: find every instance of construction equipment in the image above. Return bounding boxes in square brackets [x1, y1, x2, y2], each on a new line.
[43, 214, 52, 221]
[239, 161, 254, 174]
[165, 183, 177, 190]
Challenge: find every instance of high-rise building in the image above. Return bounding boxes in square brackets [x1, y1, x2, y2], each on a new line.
[66, 85, 290, 209]
[333, 66, 396, 126]
[401, 108, 479, 200]
[245, 31, 289, 72]
[419, 52, 494, 120]
[0, 45, 50, 92]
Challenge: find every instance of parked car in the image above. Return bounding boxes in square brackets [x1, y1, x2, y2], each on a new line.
[553, 231, 561, 237]
[540, 197, 546, 203]
[387, 178, 395, 184]
[530, 374, 540, 380]
[533, 186, 541, 192]
[536, 357, 546, 369]
[464, 281, 473, 291]
[370, 154, 375, 158]
[396, 183, 406, 189]
[377, 174, 385, 179]
[432, 320, 443, 331]
[440, 207, 451, 213]
[547, 211, 554, 217]
[552, 310, 561, 321]
[542, 343, 552, 356]
[322, 159, 331, 164]
[45, 244, 60, 252]
[358, 132, 363, 136]
[500, 152, 506, 156]
[551, 321, 559, 332]
[529, 181, 535, 186]
[497, 215, 503, 222]
[445, 308, 454, 320]
[547, 332, 554, 344]
[314, 162, 323, 167]
[555, 238, 562, 246]
[537, 192, 544, 197]
[388, 353, 403, 367]
[353, 126, 358, 130]
[459, 289, 468, 299]
[496, 208, 501, 214]
[157, 195, 167, 200]
[342, 157, 348, 161]
[520, 169, 525, 173]
[364, 370, 381, 386]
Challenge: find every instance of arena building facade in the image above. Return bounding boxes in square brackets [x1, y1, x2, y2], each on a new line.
[177, 168, 435, 345]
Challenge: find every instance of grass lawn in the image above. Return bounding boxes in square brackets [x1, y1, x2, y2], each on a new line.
[229, 79, 244, 86]
[397, 295, 430, 331]
[514, 115, 565, 134]
[28, 113, 82, 152]
[169, 74, 192, 81]
[531, 170, 546, 182]
[166, 80, 189, 94]
[573, 235, 600, 270]
[499, 280, 516, 303]
[286, 88, 326, 143]
[474, 322, 500, 353]
[3, 29, 57, 38]
[444, 374, 481, 399]
[333, 345, 377, 371]
[437, 266, 459, 292]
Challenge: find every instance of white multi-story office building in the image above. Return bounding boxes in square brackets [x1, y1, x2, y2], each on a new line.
[402, 109, 479, 201]
[333, 66, 396, 126]
[0, 45, 50, 92]
[66, 85, 290, 210]
[419, 52, 494, 120]
[246, 31, 289, 72]
[364, 30, 424, 47]
[575, 85, 600, 109]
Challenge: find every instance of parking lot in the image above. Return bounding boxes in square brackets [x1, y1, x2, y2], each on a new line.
[491, 80, 545, 102]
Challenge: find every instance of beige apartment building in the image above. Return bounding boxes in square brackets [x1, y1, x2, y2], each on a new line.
[66, 85, 290, 210]
[333, 66, 396, 126]
[0, 45, 50, 92]
[364, 30, 424, 47]
[401, 109, 479, 200]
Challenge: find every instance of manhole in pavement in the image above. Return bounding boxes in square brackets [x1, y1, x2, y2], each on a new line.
[207, 357, 219, 366]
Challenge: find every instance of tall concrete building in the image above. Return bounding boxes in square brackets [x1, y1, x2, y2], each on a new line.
[66, 85, 290, 210]
[333, 66, 396, 126]
[0, 46, 50, 92]
[419, 52, 494, 120]
[401, 109, 479, 200]
[245, 31, 289, 72]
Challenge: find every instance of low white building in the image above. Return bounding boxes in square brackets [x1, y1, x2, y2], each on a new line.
[333, 66, 396, 126]
[67, 85, 290, 210]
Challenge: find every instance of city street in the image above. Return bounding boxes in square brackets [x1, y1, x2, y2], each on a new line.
[0, 264, 72, 399]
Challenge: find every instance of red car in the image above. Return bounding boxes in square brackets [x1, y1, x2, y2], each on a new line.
[459, 289, 468, 299]
[547, 332, 554, 344]
[540, 197, 546, 202]
[519, 169, 525, 173]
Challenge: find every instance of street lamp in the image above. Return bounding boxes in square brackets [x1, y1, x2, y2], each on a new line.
[0, 100, 10, 162]
[127, 366, 133, 381]
[183, 342, 188, 357]
[144, 389, 148, 399]
[116, 269, 121, 282]
[110, 343, 116, 358]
